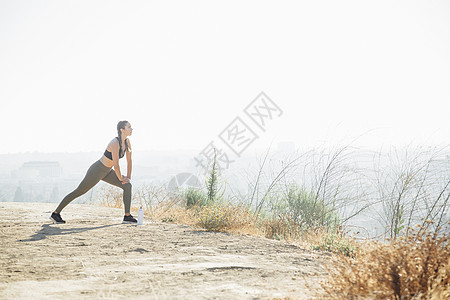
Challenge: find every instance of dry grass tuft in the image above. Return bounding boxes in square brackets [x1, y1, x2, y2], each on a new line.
[263, 214, 302, 241]
[97, 185, 123, 209]
[320, 226, 449, 299]
[195, 203, 260, 235]
[262, 215, 357, 257]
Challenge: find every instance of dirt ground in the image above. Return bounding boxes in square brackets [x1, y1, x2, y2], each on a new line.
[0, 202, 329, 299]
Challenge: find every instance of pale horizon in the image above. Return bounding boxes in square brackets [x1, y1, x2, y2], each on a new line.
[1, 1, 449, 155]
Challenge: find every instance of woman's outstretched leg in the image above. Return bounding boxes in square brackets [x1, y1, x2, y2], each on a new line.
[54, 161, 112, 213]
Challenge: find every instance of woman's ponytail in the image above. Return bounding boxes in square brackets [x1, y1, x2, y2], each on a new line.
[117, 120, 129, 157]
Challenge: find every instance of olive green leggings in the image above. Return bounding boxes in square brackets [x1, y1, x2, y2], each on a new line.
[55, 160, 132, 214]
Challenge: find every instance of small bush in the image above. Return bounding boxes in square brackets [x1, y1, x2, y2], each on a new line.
[183, 187, 208, 209]
[195, 203, 256, 232]
[280, 184, 341, 231]
[320, 226, 450, 299]
[312, 231, 357, 257]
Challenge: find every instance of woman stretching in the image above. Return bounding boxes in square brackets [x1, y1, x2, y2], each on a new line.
[50, 120, 136, 224]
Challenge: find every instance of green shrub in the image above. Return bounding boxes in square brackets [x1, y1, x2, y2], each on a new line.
[183, 187, 208, 209]
[282, 184, 341, 231]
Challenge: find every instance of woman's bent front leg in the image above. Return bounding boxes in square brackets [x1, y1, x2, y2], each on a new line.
[101, 170, 132, 214]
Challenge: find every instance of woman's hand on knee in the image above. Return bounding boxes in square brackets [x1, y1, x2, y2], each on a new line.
[121, 175, 131, 184]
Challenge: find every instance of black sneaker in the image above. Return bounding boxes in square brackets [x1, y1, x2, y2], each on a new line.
[123, 215, 137, 224]
[50, 212, 66, 224]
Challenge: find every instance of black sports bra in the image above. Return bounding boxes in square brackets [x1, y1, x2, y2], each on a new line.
[103, 138, 128, 160]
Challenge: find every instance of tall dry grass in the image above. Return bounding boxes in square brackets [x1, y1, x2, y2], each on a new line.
[320, 224, 449, 299]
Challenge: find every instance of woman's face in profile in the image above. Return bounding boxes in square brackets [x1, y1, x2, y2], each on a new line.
[123, 123, 133, 136]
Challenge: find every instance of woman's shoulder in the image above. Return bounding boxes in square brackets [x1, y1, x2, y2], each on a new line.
[106, 137, 120, 149]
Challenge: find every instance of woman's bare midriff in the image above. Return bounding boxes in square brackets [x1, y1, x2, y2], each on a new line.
[100, 155, 114, 168]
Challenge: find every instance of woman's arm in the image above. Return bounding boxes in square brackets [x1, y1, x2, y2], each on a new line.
[110, 139, 123, 182]
[126, 138, 132, 179]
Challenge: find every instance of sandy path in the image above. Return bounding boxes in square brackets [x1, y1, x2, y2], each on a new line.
[0, 202, 328, 299]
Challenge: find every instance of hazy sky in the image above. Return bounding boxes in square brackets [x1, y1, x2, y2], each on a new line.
[1, 0, 450, 155]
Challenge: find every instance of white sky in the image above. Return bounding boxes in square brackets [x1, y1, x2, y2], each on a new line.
[1, 0, 450, 155]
